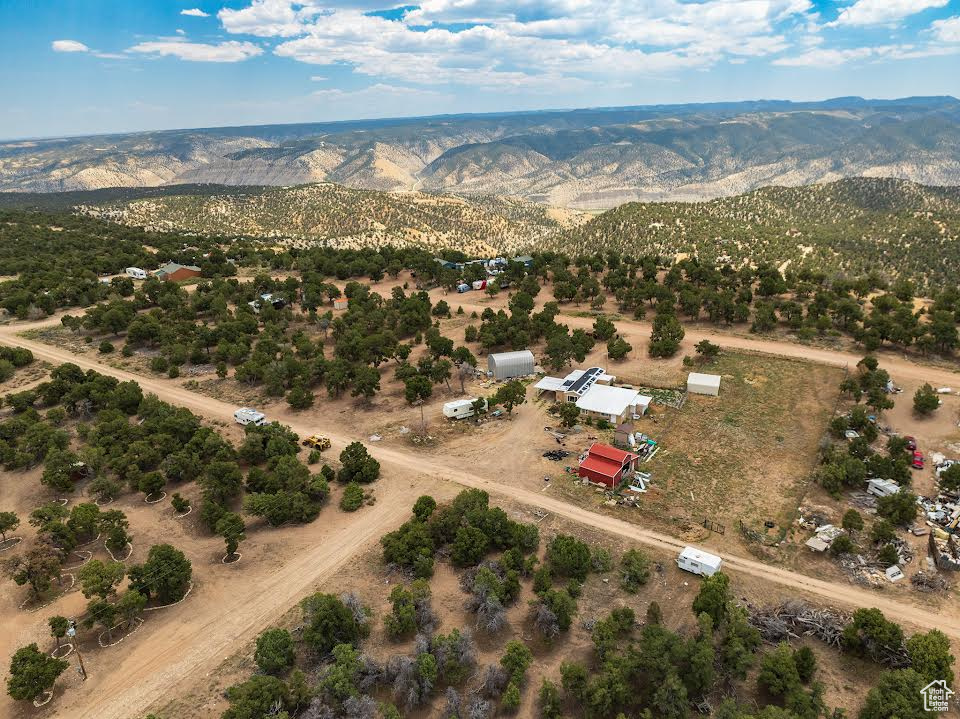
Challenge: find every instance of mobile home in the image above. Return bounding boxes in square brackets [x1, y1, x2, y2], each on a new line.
[676, 547, 723, 577]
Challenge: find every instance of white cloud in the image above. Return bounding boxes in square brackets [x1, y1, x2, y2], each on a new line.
[827, 0, 948, 28]
[180, 8, 210, 17]
[773, 41, 960, 66]
[311, 83, 445, 100]
[930, 15, 960, 42]
[52, 39, 90, 53]
[176, 28, 186, 35]
[127, 38, 263, 62]
[309, 75, 328, 81]
[219, 0, 323, 37]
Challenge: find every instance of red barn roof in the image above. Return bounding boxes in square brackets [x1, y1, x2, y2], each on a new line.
[579, 442, 639, 479]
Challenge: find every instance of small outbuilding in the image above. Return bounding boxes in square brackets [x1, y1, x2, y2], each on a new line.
[333, 298, 348, 310]
[577, 442, 640, 488]
[156, 262, 202, 282]
[687, 372, 721, 396]
[487, 350, 535, 380]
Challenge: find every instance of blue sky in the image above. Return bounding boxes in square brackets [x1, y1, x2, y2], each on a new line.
[2, 0, 959, 139]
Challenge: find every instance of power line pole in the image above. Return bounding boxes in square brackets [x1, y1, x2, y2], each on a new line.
[67, 621, 87, 681]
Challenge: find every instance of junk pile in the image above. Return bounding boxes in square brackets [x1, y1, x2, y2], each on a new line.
[631, 434, 659, 462]
[911, 570, 951, 592]
[917, 492, 960, 533]
[928, 530, 960, 571]
[542, 449, 570, 461]
[625, 471, 652, 494]
[836, 555, 889, 587]
[803, 524, 845, 553]
[847, 491, 878, 510]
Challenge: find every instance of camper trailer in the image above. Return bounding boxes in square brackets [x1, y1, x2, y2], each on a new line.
[234, 408, 267, 427]
[867, 478, 901, 498]
[676, 547, 723, 577]
[126, 267, 147, 280]
[443, 398, 484, 420]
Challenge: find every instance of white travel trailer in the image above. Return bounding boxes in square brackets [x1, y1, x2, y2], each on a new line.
[866, 478, 901, 498]
[676, 546, 723, 577]
[443, 398, 484, 420]
[233, 408, 267, 426]
[126, 267, 147, 280]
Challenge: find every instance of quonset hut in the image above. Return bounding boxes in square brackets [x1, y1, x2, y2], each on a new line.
[487, 350, 535, 380]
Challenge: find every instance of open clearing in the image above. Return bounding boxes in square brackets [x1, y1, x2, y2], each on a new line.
[643, 352, 844, 538]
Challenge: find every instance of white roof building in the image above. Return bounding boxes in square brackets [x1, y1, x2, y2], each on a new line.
[574, 385, 651, 419]
[535, 367, 650, 422]
[687, 372, 721, 396]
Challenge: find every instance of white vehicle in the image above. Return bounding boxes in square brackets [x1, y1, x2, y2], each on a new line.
[676, 546, 723, 577]
[126, 267, 147, 280]
[443, 398, 485, 420]
[234, 408, 267, 426]
[867, 478, 901, 497]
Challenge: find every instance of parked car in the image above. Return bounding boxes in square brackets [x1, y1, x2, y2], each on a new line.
[234, 408, 267, 426]
[905, 436, 917, 451]
[911, 451, 925, 470]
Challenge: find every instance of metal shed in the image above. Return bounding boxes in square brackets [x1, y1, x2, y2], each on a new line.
[487, 350, 535, 380]
[687, 372, 721, 396]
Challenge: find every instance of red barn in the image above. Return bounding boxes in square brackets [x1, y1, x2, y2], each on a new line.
[578, 443, 639, 488]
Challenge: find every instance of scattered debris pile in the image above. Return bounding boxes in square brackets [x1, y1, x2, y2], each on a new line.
[746, 600, 849, 648]
[836, 556, 889, 587]
[911, 570, 951, 592]
[918, 494, 960, 532]
[542, 449, 570, 461]
[803, 524, 845, 553]
[928, 530, 960, 571]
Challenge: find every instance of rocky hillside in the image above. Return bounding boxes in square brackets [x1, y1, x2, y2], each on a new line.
[78, 183, 581, 256]
[3, 97, 959, 208]
[551, 178, 960, 292]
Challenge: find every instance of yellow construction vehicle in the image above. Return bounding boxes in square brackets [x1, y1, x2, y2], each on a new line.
[301, 434, 331, 451]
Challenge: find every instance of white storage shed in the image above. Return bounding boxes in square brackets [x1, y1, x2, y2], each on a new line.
[676, 546, 723, 577]
[687, 372, 721, 396]
[488, 350, 535, 380]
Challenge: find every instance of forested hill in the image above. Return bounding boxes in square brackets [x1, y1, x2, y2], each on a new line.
[551, 178, 960, 294]
[77, 183, 581, 257]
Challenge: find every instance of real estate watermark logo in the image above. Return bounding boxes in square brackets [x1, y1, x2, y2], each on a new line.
[920, 680, 954, 712]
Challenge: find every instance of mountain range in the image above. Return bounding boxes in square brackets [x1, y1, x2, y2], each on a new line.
[2, 97, 959, 208]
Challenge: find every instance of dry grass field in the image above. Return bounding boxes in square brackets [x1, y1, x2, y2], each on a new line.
[642, 352, 845, 540]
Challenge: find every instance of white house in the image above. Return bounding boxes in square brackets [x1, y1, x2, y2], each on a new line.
[535, 366, 651, 424]
[687, 372, 721, 396]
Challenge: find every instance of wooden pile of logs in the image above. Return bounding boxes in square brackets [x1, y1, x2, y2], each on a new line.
[746, 600, 849, 648]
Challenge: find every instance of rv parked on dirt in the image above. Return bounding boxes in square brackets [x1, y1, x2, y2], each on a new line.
[443, 398, 485, 420]
[126, 267, 147, 280]
[677, 546, 723, 577]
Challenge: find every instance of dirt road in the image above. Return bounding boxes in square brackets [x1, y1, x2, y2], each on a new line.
[446, 295, 960, 387]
